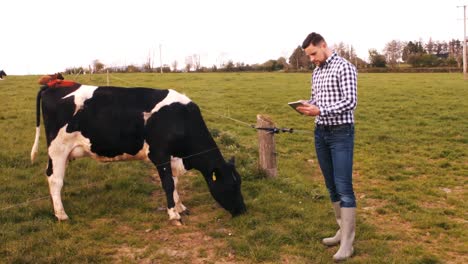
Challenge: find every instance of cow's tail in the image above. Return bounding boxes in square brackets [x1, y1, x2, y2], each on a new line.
[31, 86, 46, 163]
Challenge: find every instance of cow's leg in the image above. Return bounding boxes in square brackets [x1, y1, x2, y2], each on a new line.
[148, 152, 181, 224]
[172, 176, 188, 214]
[46, 128, 73, 221]
[46, 155, 69, 221]
[170, 157, 188, 214]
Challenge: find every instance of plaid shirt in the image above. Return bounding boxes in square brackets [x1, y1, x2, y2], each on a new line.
[309, 52, 357, 125]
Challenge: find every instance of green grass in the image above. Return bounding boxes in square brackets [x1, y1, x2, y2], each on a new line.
[0, 73, 466, 263]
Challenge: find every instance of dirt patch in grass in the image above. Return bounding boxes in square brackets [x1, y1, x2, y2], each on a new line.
[111, 212, 244, 264]
[151, 228, 238, 263]
[111, 170, 245, 264]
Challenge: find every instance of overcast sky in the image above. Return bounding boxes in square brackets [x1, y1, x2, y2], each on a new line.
[0, 0, 466, 75]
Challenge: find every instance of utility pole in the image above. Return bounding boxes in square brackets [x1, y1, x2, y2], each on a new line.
[458, 5, 467, 79]
[159, 43, 163, 74]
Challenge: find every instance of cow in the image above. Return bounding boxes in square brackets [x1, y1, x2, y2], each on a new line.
[0, 70, 6, 80]
[30, 79, 246, 224]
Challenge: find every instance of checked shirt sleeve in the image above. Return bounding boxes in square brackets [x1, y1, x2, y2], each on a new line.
[308, 77, 317, 105]
[319, 63, 357, 117]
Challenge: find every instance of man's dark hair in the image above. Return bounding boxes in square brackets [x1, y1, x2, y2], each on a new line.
[301, 32, 325, 49]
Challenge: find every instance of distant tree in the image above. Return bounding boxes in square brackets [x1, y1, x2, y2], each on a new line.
[198, 66, 209, 72]
[446, 56, 458, 67]
[217, 52, 228, 68]
[289, 46, 302, 70]
[64, 66, 85, 75]
[402, 41, 425, 62]
[261, 58, 288, 71]
[276, 57, 288, 70]
[448, 39, 463, 68]
[235, 62, 250, 71]
[225, 60, 235, 71]
[354, 57, 368, 69]
[289, 46, 310, 70]
[383, 40, 403, 67]
[106, 65, 127, 73]
[155, 65, 171, 73]
[334, 42, 347, 58]
[262, 60, 277, 71]
[434, 41, 449, 58]
[92, 59, 105, 73]
[407, 53, 440, 67]
[239, 63, 254, 71]
[172, 60, 178, 72]
[250, 63, 261, 71]
[368, 49, 386, 67]
[192, 54, 201, 71]
[185, 56, 193, 72]
[126, 65, 140, 73]
[146, 50, 153, 71]
[142, 61, 152, 72]
[347, 45, 357, 64]
[333, 42, 358, 64]
[425, 38, 435, 54]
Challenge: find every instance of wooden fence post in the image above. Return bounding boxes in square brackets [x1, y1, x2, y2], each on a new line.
[256, 114, 277, 178]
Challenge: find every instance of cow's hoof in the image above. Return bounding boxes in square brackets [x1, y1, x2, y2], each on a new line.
[55, 214, 69, 221]
[180, 208, 190, 216]
[175, 204, 188, 214]
[169, 219, 183, 226]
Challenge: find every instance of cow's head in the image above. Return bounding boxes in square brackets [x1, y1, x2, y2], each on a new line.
[210, 157, 246, 216]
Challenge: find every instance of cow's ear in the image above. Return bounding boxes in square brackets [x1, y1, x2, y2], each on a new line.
[228, 156, 236, 165]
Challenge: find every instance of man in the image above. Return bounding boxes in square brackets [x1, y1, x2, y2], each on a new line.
[296, 32, 357, 261]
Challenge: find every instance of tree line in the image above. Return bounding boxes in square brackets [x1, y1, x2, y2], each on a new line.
[64, 38, 465, 74]
[377, 38, 463, 68]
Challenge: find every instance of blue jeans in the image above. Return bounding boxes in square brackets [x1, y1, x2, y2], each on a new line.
[314, 124, 356, 208]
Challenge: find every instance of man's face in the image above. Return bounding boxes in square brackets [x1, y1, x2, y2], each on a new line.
[304, 42, 327, 66]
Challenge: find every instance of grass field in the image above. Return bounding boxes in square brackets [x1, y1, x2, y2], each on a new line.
[0, 72, 466, 263]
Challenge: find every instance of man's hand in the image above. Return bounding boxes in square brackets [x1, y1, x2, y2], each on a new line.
[296, 103, 320, 116]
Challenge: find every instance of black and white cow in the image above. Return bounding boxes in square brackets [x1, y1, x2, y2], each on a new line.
[31, 80, 246, 223]
[0, 70, 6, 80]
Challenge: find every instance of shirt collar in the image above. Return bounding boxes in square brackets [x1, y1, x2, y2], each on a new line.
[320, 52, 338, 68]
